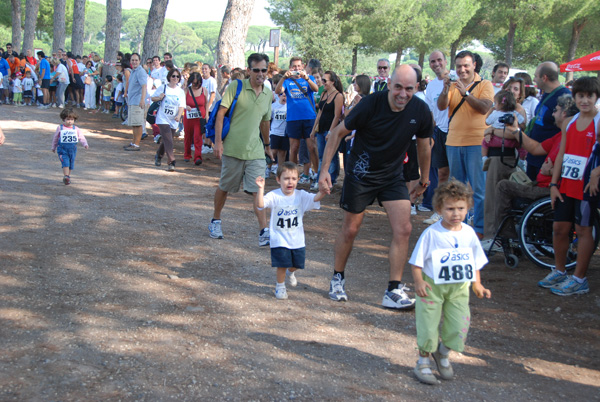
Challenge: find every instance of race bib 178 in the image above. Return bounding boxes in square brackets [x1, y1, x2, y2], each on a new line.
[561, 154, 587, 181]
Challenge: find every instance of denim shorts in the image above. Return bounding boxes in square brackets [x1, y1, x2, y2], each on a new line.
[57, 144, 77, 170]
[286, 119, 314, 140]
[271, 247, 306, 269]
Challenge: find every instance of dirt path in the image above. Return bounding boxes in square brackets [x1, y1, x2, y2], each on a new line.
[0, 107, 599, 401]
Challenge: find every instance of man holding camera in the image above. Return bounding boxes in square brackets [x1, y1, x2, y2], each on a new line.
[274, 57, 319, 178]
[437, 50, 494, 239]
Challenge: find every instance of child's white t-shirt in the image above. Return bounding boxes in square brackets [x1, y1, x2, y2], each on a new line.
[270, 101, 287, 137]
[13, 78, 22, 93]
[409, 220, 488, 282]
[22, 77, 34, 92]
[115, 82, 124, 102]
[261, 188, 320, 249]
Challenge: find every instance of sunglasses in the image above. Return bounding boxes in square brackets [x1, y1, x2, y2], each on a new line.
[171, 75, 180, 79]
[378, 66, 389, 70]
[509, 76, 524, 82]
[252, 68, 268, 73]
[322, 79, 329, 83]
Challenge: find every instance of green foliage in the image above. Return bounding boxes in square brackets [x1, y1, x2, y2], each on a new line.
[84, 0, 106, 44]
[0, 0, 14, 27]
[37, 0, 74, 39]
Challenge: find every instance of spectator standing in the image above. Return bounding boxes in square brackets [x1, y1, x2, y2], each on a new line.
[525, 62, 571, 181]
[123, 53, 147, 151]
[373, 58, 390, 93]
[37, 51, 51, 108]
[491, 62, 509, 94]
[182, 71, 208, 165]
[437, 50, 494, 239]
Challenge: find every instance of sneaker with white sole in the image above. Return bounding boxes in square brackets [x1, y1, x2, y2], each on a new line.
[208, 220, 223, 239]
[299, 174, 310, 184]
[310, 182, 319, 192]
[275, 286, 288, 300]
[287, 271, 297, 287]
[329, 273, 347, 301]
[417, 204, 432, 212]
[271, 164, 278, 174]
[550, 276, 589, 296]
[265, 167, 271, 179]
[411, 205, 417, 215]
[538, 269, 568, 288]
[382, 285, 415, 309]
[424, 212, 442, 225]
[480, 238, 502, 253]
[259, 228, 270, 247]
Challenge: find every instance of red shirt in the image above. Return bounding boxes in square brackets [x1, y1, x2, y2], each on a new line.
[184, 90, 206, 121]
[559, 117, 597, 200]
[536, 133, 562, 187]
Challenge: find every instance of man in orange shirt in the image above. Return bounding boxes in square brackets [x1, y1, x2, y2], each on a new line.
[436, 50, 494, 238]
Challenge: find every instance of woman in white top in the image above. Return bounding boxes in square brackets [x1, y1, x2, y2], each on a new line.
[83, 61, 96, 110]
[152, 69, 186, 171]
[515, 72, 539, 124]
[51, 58, 69, 108]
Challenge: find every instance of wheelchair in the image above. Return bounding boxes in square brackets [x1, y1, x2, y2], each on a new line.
[485, 196, 600, 269]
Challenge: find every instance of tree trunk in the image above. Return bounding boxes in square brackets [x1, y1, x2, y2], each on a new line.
[10, 0, 22, 53]
[23, 0, 41, 53]
[565, 18, 587, 83]
[395, 44, 403, 67]
[351, 45, 358, 75]
[141, 0, 169, 63]
[71, 0, 86, 56]
[52, 0, 66, 54]
[217, 0, 255, 88]
[505, 20, 517, 66]
[450, 39, 459, 70]
[103, 0, 122, 79]
[418, 51, 425, 69]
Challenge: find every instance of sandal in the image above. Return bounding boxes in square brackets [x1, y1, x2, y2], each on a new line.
[432, 346, 454, 380]
[414, 361, 438, 385]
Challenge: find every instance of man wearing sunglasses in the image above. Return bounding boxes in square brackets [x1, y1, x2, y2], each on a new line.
[373, 58, 390, 93]
[208, 53, 274, 247]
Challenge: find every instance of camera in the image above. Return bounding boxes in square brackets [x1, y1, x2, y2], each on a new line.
[498, 113, 515, 125]
[291, 71, 300, 76]
[448, 70, 458, 81]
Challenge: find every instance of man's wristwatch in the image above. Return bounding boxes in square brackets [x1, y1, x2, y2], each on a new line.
[264, 143, 270, 147]
[419, 181, 430, 188]
[549, 183, 558, 187]
[463, 90, 470, 97]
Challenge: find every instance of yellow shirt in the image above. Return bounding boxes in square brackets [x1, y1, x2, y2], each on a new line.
[446, 74, 494, 147]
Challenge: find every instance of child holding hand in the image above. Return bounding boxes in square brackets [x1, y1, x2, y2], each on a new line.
[51, 108, 89, 185]
[256, 162, 326, 299]
[409, 179, 491, 385]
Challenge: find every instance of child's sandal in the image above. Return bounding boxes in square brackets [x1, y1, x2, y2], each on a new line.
[414, 361, 438, 385]
[432, 348, 454, 380]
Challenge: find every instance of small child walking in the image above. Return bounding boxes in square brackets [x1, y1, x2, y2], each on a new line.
[51, 108, 89, 185]
[409, 179, 491, 385]
[12, 73, 23, 106]
[113, 74, 124, 118]
[255, 161, 326, 299]
[102, 75, 113, 113]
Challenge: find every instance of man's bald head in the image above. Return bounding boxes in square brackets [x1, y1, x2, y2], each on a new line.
[537, 61, 559, 82]
[388, 64, 417, 111]
[391, 64, 418, 84]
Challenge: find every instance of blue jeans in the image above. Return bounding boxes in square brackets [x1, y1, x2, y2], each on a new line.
[316, 131, 339, 183]
[446, 145, 484, 234]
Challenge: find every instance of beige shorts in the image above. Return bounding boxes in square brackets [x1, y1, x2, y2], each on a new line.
[219, 155, 266, 193]
[128, 104, 145, 127]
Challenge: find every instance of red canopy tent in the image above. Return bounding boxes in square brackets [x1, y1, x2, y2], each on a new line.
[560, 50, 600, 72]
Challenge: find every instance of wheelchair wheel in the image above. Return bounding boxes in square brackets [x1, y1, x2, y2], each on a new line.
[518, 197, 600, 269]
[120, 103, 128, 121]
[505, 253, 519, 269]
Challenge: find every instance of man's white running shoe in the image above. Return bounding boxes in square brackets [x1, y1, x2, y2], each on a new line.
[411, 205, 417, 215]
[382, 285, 415, 309]
[329, 273, 347, 301]
[480, 238, 502, 253]
[424, 212, 441, 225]
[208, 220, 224, 239]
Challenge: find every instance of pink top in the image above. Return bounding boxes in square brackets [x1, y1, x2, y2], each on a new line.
[51, 124, 88, 151]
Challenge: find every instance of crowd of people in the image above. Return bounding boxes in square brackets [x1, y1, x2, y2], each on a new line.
[4, 43, 600, 385]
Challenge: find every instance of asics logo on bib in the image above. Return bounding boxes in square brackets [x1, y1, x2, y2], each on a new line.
[440, 252, 471, 263]
[277, 209, 298, 216]
[564, 156, 583, 166]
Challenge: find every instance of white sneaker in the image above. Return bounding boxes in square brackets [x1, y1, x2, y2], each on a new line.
[424, 212, 441, 225]
[265, 167, 271, 179]
[382, 285, 415, 309]
[275, 287, 288, 300]
[287, 271, 297, 287]
[417, 204, 431, 212]
[480, 238, 502, 253]
[411, 205, 417, 215]
[271, 164, 278, 174]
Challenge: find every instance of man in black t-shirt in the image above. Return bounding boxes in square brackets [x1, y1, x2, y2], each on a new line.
[319, 64, 433, 308]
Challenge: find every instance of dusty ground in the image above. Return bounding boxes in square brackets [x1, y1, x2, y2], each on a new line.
[0, 107, 599, 401]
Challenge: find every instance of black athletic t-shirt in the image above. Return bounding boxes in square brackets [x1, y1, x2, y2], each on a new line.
[344, 90, 433, 184]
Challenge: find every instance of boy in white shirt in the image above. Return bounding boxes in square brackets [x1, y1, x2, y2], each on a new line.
[256, 162, 326, 299]
[22, 70, 35, 105]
